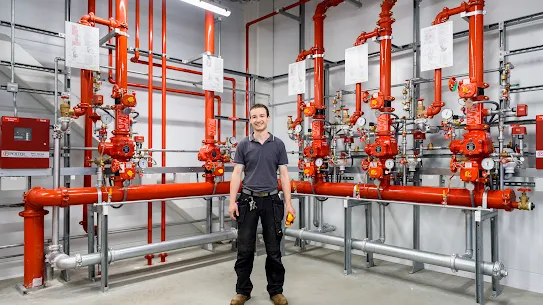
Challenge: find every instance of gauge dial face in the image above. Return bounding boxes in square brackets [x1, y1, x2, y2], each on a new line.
[97, 109, 114, 125]
[385, 159, 395, 170]
[315, 158, 324, 167]
[481, 158, 494, 170]
[356, 117, 366, 127]
[138, 159, 148, 168]
[294, 125, 303, 133]
[441, 108, 453, 120]
[229, 137, 237, 145]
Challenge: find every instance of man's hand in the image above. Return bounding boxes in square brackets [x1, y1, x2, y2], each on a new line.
[229, 202, 239, 220]
[285, 202, 296, 218]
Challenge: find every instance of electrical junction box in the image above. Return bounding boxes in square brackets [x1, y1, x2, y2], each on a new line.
[0, 116, 50, 169]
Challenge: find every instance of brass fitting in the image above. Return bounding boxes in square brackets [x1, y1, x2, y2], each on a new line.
[518, 190, 531, 210]
[287, 116, 293, 130]
[342, 109, 350, 124]
[416, 99, 426, 118]
[60, 101, 73, 117]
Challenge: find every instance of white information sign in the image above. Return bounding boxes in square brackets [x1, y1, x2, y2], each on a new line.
[202, 55, 224, 93]
[65, 21, 100, 71]
[288, 60, 306, 96]
[345, 44, 369, 85]
[421, 21, 454, 72]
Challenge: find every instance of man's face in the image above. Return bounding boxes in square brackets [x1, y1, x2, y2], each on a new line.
[249, 107, 270, 132]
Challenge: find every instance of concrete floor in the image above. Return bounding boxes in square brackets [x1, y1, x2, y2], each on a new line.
[0, 242, 542, 305]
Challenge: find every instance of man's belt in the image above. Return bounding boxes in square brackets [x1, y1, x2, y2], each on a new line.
[242, 188, 279, 197]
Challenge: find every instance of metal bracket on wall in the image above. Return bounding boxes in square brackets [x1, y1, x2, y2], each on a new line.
[99, 28, 129, 46]
[276, 8, 301, 23]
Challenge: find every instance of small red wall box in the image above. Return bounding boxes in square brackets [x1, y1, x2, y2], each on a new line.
[537, 115, 543, 169]
[0, 116, 50, 169]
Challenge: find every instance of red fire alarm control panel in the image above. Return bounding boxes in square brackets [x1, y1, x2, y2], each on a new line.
[537, 115, 543, 170]
[0, 116, 50, 169]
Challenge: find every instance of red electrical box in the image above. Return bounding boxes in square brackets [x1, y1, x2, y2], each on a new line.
[0, 116, 50, 169]
[537, 115, 543, 169]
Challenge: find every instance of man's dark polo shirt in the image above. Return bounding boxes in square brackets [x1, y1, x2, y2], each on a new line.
[233, 133, 289, 192]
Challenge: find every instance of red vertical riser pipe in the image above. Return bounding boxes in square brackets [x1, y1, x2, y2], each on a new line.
[133, 0, 141, 61]
[244, 0, 311, 136]
[82, 0, 96, 233]
[377, 1, 394, 135]
[204, 11, 215, 183]
[145, 0, 155, 265]
[469, 0, 485, 124]
[158, 0, 168, 263]
[108, 0, 115, 84]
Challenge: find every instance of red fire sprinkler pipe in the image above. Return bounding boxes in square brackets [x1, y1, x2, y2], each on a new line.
[426, 2, 469, 118]
[108, 0, 116, 84]
[362, 0, 398, 185]
[145, 0, 155, 266]
[158, 0, 168, 263]
[246, 0, 311, 136]
[349, 29, 379, 125]
[81, 0, 96, 233]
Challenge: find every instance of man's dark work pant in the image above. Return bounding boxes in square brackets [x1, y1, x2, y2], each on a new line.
[234, 193, 285, 298]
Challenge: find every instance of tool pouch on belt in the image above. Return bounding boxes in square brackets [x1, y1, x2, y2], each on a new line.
[271, 194, 285, 238]
[236, 194, 249, 224]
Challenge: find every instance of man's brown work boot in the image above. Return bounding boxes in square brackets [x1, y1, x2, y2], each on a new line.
[230, 294, 250, 305]
[270, 294, 288, 305]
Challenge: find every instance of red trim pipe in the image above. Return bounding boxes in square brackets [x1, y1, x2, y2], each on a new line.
[204, 11, 215, 149]
[426, 2, 469, 118]
[145, 0, 155, 266]
[159, 0, 168, 263]
[246, 0, 311, 136]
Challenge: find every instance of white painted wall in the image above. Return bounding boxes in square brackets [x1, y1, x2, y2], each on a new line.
[0, 0, 247, 280]
[246, 0, 543, 294]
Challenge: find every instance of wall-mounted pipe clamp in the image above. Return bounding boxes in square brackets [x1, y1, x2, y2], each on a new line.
[373, 35, 393, 42]
[461, 10, 486, 22]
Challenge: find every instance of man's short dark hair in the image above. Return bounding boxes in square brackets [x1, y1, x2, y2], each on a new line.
[250, 103, 269, 117]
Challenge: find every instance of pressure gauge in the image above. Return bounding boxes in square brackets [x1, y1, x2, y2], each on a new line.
[356, 117, 366, 127]
[230, 151, 236, 160]
[97, 109, 114, 125]
[294, 125, 303, 133]
[315, 158, 324, 167]
[481, 158, 494, 170]
[385, 159, 395, 170]
[138, 159, 148, 169]
[441, 108, 453, 120]
[229, 136, 237, 145]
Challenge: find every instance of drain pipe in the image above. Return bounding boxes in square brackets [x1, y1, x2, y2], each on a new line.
[285, 228, 508, 278]
[462, 210, 474, 259]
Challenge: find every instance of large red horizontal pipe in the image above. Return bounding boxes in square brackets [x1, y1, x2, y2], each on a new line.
[24, 182, 231, 208]
[25, 180, 519, 211]
[286, 181, 519, 211]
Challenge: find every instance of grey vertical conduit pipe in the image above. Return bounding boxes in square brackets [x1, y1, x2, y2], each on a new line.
[284, 228, 507, 279]
[378, 203, 386, 243]
[10, 0, 17, 116]
[463, 210, 474, 259]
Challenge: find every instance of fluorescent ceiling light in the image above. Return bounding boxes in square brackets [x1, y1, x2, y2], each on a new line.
[180, 0, 231, 17]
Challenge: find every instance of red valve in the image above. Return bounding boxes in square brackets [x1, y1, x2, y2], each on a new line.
[134, 135, 145, 143]
[458, 78, 478, 99]
[303, 103, 316, 117]
[448, 77, 457, 92]
[460, 161, 479, 183]
[518, 188, 531, 193]
[121, 94, 137, 108]
[368, 161, 384, 180]
[362, 91, 370, 103]
[370, 92, 385, 110]
[92, 94, 104, 106]
[112, 160, 136, 181]
[361, 159, 370, 171]
[303, 162, 316, 177]
[511, 124, 527, 135]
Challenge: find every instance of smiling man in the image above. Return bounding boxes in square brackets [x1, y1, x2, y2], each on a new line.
[229, 104, 296, 305]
